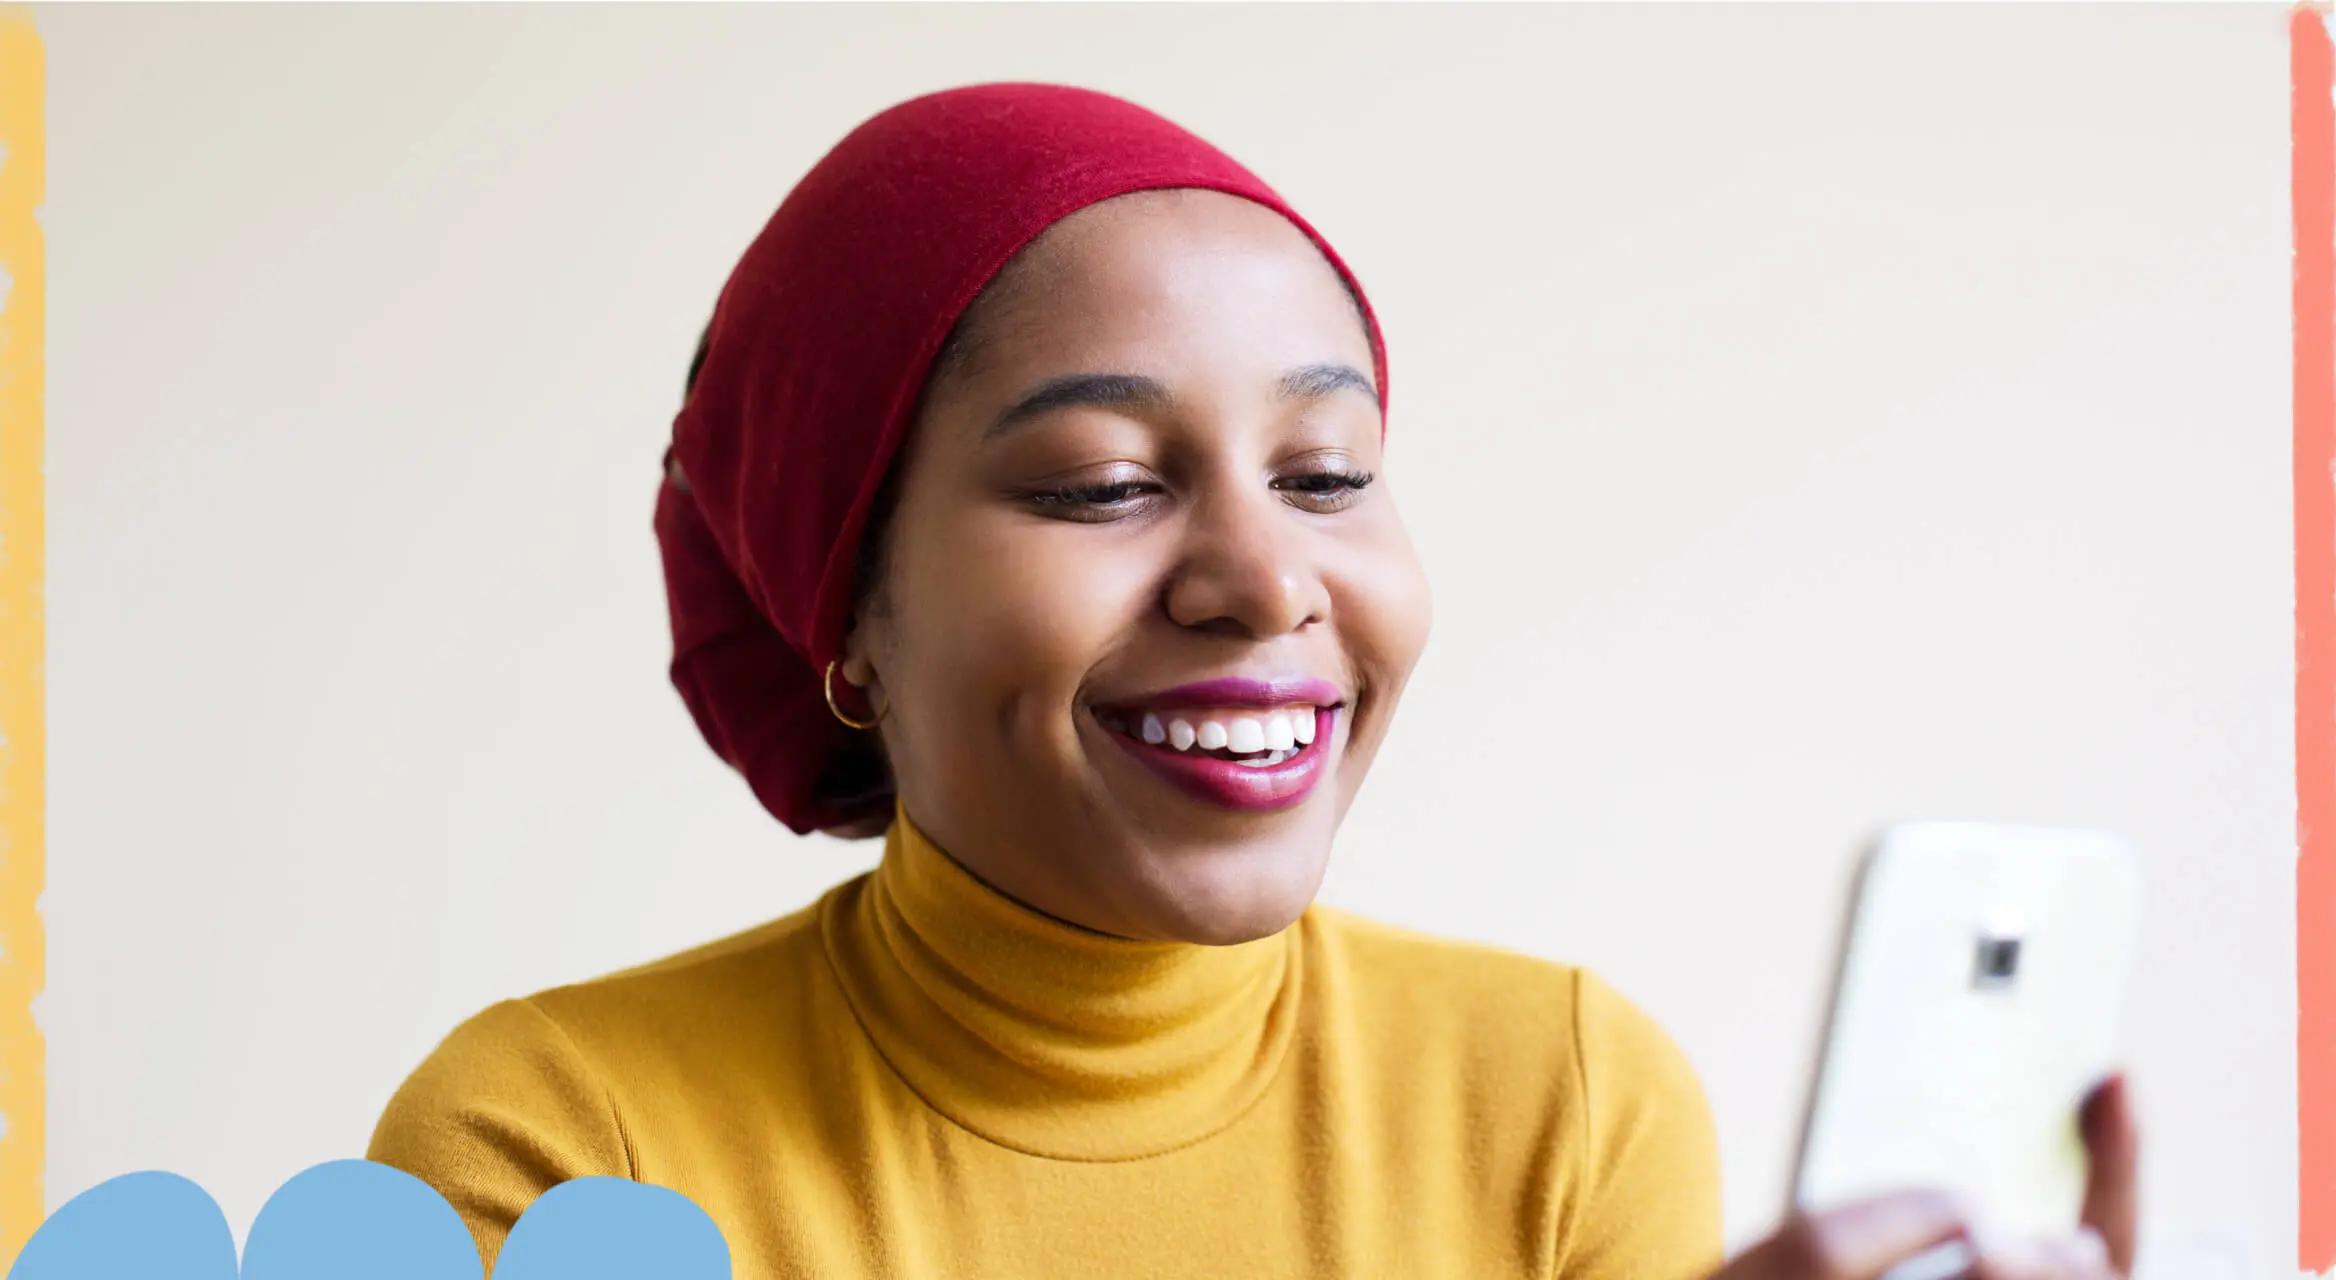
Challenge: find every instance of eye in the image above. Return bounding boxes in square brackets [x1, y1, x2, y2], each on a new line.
[1271, 467, 1376, 512]
[1020, 475, 1166, 523]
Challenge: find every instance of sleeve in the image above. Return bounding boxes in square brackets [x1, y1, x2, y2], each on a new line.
[1553, 967, 1726, 1280]
[366, 997, 636, 1270]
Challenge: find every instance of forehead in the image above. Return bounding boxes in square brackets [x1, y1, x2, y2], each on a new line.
[959, 189, 1370, 376]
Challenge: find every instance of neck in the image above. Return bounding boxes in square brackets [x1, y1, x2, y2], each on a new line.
[818, 800, 1306, 1159]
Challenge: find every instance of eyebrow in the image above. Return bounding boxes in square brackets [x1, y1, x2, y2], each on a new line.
[981, 362, 1380, 440]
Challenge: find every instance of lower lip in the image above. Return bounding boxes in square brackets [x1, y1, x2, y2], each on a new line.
[1097, 708, 1337, 812]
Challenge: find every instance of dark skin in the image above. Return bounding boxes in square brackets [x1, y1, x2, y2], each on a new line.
[836, 187, 1430, 946]
[802, 187, 2142, 1277]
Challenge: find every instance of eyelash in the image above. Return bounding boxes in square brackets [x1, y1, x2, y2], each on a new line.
[1275, 469, 1376, 499]
[1026, 469, 1377, 517]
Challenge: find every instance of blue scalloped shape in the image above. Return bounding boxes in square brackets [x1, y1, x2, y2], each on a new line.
[8, 1161, 731, 1280]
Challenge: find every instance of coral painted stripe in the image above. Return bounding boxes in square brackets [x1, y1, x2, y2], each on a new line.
[2294, 5, 2335, 1272]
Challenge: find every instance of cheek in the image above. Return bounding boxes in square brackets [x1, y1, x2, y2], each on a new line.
[889, 514, 1156, 733]
[1327, 517, 1434, 743]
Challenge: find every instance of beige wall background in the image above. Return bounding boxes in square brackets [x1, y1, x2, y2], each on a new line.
[33, 4, 2294, 1275]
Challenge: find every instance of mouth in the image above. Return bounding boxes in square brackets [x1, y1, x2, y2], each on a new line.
[1088, 681, 1346, 812]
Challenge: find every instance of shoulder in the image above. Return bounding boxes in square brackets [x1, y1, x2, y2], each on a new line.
[369, 993, 623, 1162]
[365, 992, 634, 1266]
[1303, 903, 1586, 1050]
[1563, 962, 1712, 1139]
[1305, 905, 1708, 1097]
[369, 896, 840, 1148]
[1306, 903, 1702, 1065]
[525, 897, 835, 1046]
[1556, 963, 1724, 1278]
[473, 895, 856, 1116]
[366, 895, 844, 1264]
[1301, 907, 1722, 1278]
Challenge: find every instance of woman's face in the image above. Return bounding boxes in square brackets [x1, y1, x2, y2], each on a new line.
[841, 188, 1431, 945]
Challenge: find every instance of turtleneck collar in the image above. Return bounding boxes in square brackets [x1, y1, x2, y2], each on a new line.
[818, 799, 1304, 1161]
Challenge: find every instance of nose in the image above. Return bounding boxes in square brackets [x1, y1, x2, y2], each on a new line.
[1161, 482, 1330, 638]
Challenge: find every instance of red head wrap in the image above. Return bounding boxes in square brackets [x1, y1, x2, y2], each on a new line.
[654, 81, 1389, 835]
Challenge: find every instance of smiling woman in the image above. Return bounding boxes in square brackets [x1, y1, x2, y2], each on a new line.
[359, 82, 2134, 1280]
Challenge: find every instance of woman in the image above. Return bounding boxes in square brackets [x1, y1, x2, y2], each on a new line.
[369, 81, 2139, 1279]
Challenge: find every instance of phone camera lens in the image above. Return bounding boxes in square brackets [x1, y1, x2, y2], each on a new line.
[1973, 934, 2021, 987]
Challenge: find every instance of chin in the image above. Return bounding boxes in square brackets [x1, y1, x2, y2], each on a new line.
[1133, 834, 1329, 945]
[1173, 901, 1310, 947]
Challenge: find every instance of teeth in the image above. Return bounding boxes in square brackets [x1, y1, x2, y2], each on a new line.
[1233, 746, 1296, 769]
[1227, 718, 1265, 753]
[1263, 712, 1296, 752]
[1119, 705, 1328, 755]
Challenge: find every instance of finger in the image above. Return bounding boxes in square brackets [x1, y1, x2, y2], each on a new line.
[2074, 1227, 2114, 1274]
[1730, 1189, 1970, 1279]
[2078, 1073, 2140, 1274]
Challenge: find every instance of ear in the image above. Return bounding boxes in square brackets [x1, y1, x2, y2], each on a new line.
[837, 619, 880, 691]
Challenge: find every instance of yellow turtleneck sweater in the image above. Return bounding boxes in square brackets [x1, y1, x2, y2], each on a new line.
[368, 804, 1723, 1278]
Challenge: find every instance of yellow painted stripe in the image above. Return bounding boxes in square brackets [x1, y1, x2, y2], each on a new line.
[0, 5, 44, 1264]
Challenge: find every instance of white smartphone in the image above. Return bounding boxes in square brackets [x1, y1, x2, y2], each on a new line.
[1788, 821, 2141, 1277]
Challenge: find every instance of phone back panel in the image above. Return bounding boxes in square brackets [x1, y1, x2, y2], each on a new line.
[1790, 821, 2141, 1239]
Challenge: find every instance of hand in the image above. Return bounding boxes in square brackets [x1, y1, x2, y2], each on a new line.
[1709, 1073, 2141, 1279]
[2074, 1073, 2139, 1275]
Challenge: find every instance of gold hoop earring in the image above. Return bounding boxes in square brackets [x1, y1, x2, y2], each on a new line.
[824, 658, 890, 730]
